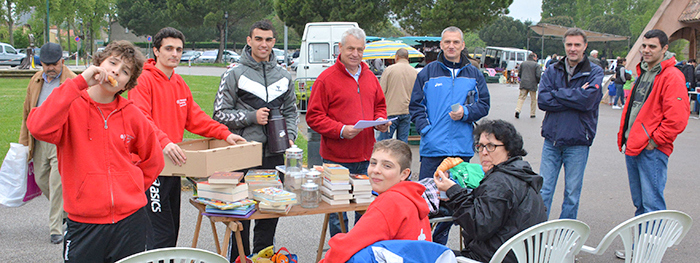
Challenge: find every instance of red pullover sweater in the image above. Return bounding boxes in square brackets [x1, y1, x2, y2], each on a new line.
[306, 56, 387, 163]
[27, 76, 164, 224]
[129, 59, 232, 147]
[320, 181, 432, 262]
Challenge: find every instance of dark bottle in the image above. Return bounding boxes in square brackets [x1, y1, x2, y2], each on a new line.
[266, 107, 290, 154]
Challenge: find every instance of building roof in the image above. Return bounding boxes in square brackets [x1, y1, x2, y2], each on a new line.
[679, 0, 700, 22]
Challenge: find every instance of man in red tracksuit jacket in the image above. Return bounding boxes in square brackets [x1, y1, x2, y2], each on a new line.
[27, 41, 164, 263]
[618, 29, 689, 219]
[128, 27, 245, 248]
[306, 27, 390, 237]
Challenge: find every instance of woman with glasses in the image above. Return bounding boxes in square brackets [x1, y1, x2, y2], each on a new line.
[434, 119, 547, 263]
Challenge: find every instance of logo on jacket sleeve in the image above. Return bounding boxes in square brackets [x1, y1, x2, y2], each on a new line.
[176, 99, 187, 107]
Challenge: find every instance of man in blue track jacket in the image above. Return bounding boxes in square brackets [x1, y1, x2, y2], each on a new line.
[409, 26, 490, 245]
[538, 28, 603, 220]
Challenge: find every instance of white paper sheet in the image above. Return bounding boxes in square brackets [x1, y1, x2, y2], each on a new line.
[353, 117, 398, 129]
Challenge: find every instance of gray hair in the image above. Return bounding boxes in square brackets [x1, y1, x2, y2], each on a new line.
[590, 50, 598, 56]
[441, 26, 464, 40]
[562, 28, 588, 44]
[341, 28, 366, 45]
[395, 48, 409, 59]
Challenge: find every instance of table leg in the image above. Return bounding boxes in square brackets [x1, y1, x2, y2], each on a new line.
[210, 218, 221, 254]
[337, 212, 347, 233]
[316, 213, 331, 263]
[222, 223, 232, 258]
[191, 212, 203, 248]
[233, 221, 246, 262]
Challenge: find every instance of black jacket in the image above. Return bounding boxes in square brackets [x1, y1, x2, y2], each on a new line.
[446, 157, 547, 263]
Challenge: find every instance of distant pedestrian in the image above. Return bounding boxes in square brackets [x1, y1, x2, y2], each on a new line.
[612, 58, 629, 109]
[515, 52, 541, 119]
[538, 28, 604, 220]
[377, 48, 417, 143]
[545, 53, 558, 68]
[681, 59, 696, 90]
[588, 50, 602, 68]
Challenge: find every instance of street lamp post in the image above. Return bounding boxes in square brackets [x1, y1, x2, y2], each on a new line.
[45, 0, 49, 44]
[224, 12, 229, 57]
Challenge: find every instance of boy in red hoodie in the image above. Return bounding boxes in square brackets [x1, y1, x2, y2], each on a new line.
[27, 41, 164, 263]
[320, 139, 432, 263]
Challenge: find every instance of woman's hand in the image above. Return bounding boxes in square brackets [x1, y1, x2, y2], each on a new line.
[434, 170, 456, 192]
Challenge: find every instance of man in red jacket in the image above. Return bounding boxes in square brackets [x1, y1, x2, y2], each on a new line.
[618, 29, 688, 219]
[306, 27, 390, 236]
[129, 27, 245, 249]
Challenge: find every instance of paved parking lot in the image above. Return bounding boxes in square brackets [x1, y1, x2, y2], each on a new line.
[1, 81, 699, 262]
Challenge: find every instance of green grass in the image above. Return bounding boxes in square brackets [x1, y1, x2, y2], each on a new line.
[0, 75, 308, 162]
[0, 78, 27, 162]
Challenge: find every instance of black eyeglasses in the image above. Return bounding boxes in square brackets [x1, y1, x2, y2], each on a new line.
[474, 143, 505, 152]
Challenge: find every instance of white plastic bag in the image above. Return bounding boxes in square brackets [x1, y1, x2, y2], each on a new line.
[0, 143, 30, 207]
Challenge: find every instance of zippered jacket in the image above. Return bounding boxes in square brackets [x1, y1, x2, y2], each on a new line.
[617, 56, 689, 156]
[27, 75, 164, 224]
[128, 59, 233, 147]
[446, 157, 547, 263]
[409, 52, 490, 157]
[306, 55, 387, 163]
[538, 56, 604, 146]
[213, 45, 298, 155]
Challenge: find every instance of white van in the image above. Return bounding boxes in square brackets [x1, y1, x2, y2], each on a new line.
[295, 22, 358, 111]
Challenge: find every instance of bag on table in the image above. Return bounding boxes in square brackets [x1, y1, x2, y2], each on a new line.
[0, 143, 41, 207]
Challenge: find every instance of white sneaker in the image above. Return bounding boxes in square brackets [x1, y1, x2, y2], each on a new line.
[612, 105, 622, 109]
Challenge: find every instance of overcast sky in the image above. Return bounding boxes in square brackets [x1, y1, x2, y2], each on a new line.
[507, 0, 543, 23]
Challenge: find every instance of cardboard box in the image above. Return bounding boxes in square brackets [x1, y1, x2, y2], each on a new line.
[160, 139, 262, 177]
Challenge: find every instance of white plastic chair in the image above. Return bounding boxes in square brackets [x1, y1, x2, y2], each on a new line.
[456, 219, 590, 263]
[580, 210, 692, 263]
[115, 247, 228, 263]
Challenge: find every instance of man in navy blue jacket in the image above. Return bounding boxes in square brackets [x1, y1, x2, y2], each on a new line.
[409, 26, 490, 244]
[538, 28, 603, 220]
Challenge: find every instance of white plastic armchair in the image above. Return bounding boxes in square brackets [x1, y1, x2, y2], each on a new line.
[456, 219, 590, 263]
[580, 210, 692, 263]
[115, 247, 228, 263]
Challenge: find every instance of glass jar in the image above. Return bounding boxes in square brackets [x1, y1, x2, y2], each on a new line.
[301, 180, 319, 209]
[284, 145, 304, 192]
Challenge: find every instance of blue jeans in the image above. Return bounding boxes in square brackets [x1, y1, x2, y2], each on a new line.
[539, 139, 590, 219]
[625, 149, 668, 216]
[418, 155, 472, 244]
[377, 114, 411, 143]
[322, 159, 368, 237]
[613, 83, 625, 106]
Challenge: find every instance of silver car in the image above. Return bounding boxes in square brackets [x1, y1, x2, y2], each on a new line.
[0, 42, 25, 66]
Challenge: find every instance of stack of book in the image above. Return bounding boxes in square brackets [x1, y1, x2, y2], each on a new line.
[208, 171, 244, 185]
[204, 203, 256, 218]
[321, 163, 352, 205]
[193, 197, 256, 210]
[251, 187, 297, 214]
[196, 181, 249, 203]
[349, 174, 374, 204]
[245, 169, 283, 198]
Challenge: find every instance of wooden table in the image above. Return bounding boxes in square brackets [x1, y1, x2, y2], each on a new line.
[189, 198, 368, 262]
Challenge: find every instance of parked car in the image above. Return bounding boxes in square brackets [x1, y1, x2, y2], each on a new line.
[181, 50, 202, 63]
[197, 50, 239, 63]
[290, 57, 299, 71]
[0, 42, 26, 66]
[273, 48, 285, 64]
[19, 47, 41, 65]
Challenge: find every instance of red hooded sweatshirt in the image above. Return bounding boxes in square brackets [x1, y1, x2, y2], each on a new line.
[306, 55, 387, 163]
[617, 56, 689, 156]
[320, 181, 432, 263]
[27, 75, 164, 224]
[129, 59, 232, 147]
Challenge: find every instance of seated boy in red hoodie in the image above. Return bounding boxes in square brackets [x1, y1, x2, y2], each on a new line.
[320, 139, 432, 263]
[27, 40, 164, 263]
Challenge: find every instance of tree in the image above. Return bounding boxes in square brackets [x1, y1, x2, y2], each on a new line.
[169, 0, 271, 63]
[478, 16, 528, 49]
[116, 0, 172, 36]
[586, 14, 631, 58]
[541, 0, 575, 19]
[275, 0, 390, 37]
[0, 0, 35, 46]
[389, 0, 512, 36]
